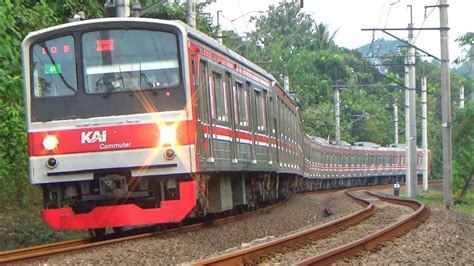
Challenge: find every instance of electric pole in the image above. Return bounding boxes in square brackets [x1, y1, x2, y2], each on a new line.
[217, 10, 223, 44]
[460, 86, 465, 109]
[404, 56, 411, 191]
[187, 0, 196, 28]
[393, 99, 399, 144]
[407, 5, 417, 197]
[421, 76, 429, 192]
[439, 0, 452, 208]
[334, 84, 341, 144]
[116, 0, 130, 17]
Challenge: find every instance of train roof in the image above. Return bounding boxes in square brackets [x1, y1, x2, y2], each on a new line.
[354, 141, 380, 148]
[176, 21, 297, 104]
[176, 22, 276, 83]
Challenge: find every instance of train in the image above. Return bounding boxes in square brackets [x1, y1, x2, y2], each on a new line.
[22, 17, 425, 235]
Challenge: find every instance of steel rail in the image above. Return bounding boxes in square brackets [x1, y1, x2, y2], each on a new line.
[1, 182, 437, 264]
[0, 198, 287, 264]
[295, 191, 429, 265]
[191, 190, 375, 265]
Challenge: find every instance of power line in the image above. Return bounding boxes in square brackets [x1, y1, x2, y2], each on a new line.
[413, 0, 439, 44]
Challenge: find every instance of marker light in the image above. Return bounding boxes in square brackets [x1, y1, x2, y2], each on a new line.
[42, 135, 59, 150]
[159, 125, 177, 146]
[164, 148, 176, 160]
[46, 157, 58, 169]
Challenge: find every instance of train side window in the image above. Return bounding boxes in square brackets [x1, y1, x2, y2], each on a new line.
[255, 90, 267, 131]
[213, 72, 227, 121]
[208, 74, 216, 119]
[223, 73, 231, 121]
[198, 61, 209, 121]
[233, 81, 242, 125]
[241, 82, 250, 127]
[269, 96, 274, 135]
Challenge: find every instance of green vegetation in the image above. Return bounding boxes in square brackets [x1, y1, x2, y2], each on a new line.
[0, 205, 86, 251]
[415, 189, 474, 218]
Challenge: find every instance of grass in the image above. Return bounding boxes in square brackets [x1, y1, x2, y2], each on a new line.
[413, 188, 474, 218]
[0, 198, 87, 251]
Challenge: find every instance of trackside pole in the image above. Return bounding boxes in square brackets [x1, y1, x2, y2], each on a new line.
[421, 76, 428, 192]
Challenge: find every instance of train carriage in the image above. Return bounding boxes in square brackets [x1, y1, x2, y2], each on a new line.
[22, 17, 425, 234]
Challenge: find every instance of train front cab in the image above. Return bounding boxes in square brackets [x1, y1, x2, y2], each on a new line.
[22, 18, 199, 231]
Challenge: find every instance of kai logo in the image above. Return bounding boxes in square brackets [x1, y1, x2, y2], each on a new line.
[81, 130, 107, 144]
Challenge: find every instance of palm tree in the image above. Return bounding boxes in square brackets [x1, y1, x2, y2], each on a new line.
[314, 22, 338, 50]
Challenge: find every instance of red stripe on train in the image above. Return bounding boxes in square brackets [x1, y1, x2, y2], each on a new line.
[28, 120, 196, 156]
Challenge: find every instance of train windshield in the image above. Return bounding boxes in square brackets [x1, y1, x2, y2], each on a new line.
[28, 27, 186, 122]
[82, 29, 180, 94]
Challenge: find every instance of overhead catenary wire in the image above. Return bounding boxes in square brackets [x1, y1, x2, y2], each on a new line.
[413, 0, 439, 44]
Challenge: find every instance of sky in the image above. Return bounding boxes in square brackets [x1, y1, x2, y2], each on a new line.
[205, 0, 473, 63]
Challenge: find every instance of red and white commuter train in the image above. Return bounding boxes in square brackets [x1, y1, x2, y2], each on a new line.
[22, 18, 425, 234]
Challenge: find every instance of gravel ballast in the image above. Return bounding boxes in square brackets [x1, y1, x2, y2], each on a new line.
[30, 191, 361, 264]
[23, 189, 474, 265]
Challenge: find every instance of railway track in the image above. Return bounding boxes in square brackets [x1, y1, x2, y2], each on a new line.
[192, 190, 429, 265]
[1, 183, 432, 264]
[0, 199, 286, 264]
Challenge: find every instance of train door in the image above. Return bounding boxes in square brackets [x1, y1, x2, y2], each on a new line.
[197, 61, 215, 163]
[210, 67, 232, 162]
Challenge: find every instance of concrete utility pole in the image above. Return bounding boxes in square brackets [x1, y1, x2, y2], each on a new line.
[421, 76, 429, 192]
[393, 99, 399, 144]
[216, 10, 223, 44]
[187, 0, 196, 28]
[439, 0, 453, 208]
[116, 0, 130, 17]
[407, 5, 417, 197]
[460, 86, 465, 109]
[404, 56, 411, 191]
[334, 85, 341, 144]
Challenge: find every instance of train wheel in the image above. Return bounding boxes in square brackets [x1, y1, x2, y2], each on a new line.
[112, 227, 124, 233]
[88, 228, 106, 237]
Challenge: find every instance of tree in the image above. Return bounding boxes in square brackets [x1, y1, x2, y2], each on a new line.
[238, 0, 400, 146]
[452, 103, 474, 200]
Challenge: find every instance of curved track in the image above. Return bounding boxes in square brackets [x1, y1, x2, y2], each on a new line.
[1, 183, 432, 264]
[192, 190, 429, 265]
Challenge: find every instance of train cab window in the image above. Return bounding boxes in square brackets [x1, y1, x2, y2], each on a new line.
[32, 35, 77, 97]
[82, 29, 180, 94]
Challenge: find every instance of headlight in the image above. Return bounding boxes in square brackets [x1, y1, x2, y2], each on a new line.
[159, 125, 177, 146]
[42, 135, 58, 150]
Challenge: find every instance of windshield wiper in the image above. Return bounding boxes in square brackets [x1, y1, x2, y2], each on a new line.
[103, 65, 125, 99]
[94, 74, 115, 99]
[139, 62, 158, 96]
[140, 73, 159, 96]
